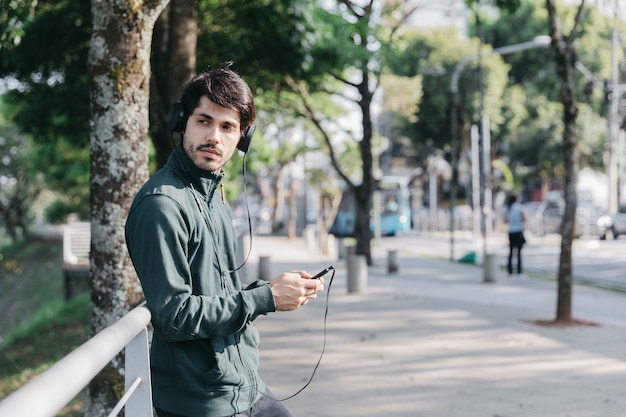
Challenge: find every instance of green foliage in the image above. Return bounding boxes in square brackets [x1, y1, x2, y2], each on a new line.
[2, 0, 622, 221]
[577, 103, 608, 169]
[479, 0, 559, 101]
[379, 0, 619, 195]
[386, 28, 511, 167]
[256, 81, 354, 183]
[508, 93, 563, 179]
[197, 0, 312, 88]
[0, 105, 44, 240]
[467, 0, 521, 14]
[1, 0, 318, 215]
[0, 1, 91, 142]
[0, 0, 38, 54]
[0, 294, 90, 415]
[300, 5, 368, 79]
[479, 0, 622, 183]
[0, 239, 92, 415]
[0, 0, 91, 220]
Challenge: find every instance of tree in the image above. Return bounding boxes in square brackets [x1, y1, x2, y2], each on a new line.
[0, 0, 314, 222]
[149, 0, 314, 180]
[386, 29, 511, 169]
[481, 0, 618, 194]
[308, 165, 344, 254]
[150, 0, 198, 169]
[0, 120, 43, 242]
[0, 0, 92, 220]
[544, 0, 586, 323]
[258, 125, 307, 236]
[286, 0, 422, 265]
[86, 1, 169, 415]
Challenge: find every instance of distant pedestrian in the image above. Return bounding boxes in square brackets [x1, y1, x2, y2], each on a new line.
[505, 194, 526, 277]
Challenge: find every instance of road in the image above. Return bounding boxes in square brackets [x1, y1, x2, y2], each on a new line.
[373, 230, 626, 291]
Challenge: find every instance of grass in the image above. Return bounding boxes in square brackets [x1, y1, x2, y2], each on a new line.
[0, 240, 91, 415]
[0, 240, 66, 339]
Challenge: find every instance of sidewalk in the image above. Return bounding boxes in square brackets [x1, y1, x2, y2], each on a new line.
[248, 234, 626, 417]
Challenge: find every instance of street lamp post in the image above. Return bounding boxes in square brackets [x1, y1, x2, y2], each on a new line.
[575, 42, 626, 217]
[448, 36, 551, 276]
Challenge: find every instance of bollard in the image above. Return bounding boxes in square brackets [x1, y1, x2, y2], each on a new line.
[338, 238, 356, 260]
[337, 238, 346, 260]
[258, 256, 271, 281]
[346, 241, 356, 257]
[325, 234, 337, 258]
[304, 226, 316, 250]
[483, 253, 497, 283]
[387, 250, 399, 274]
[347, 254, 367, 293]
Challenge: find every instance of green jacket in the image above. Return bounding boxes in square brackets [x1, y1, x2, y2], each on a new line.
[125, 146, 276, 417]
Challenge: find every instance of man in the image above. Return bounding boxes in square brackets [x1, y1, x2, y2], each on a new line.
[125, 63, 324, 417]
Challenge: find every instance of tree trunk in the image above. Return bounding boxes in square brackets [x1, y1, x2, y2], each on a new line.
[318, 190, 342, 254]
[150, 0, 198, 169]
[288, 174, 298, 240]
[353, 183, 372, 264]
[355, 68, 375, 265]
[545, 0, 585, 323]
[272, 168, 286, 234]
[87, 1, 169, 416]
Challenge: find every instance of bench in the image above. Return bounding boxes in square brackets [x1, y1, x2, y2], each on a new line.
[63, 222, 91, 300]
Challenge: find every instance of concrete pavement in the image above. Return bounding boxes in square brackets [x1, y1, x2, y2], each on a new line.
[246, 233, 626, 417]
[397, 230, 626, 292]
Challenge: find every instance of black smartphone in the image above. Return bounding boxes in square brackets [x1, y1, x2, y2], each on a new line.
[312, 266, 333, 279]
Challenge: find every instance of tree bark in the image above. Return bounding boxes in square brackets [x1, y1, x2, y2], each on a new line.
[353, 21, 375, 266]
[87, 1, 169, 415]
[150, 0, 198, 169]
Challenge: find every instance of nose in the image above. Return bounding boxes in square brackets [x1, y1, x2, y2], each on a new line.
[205, 124, 220, 144]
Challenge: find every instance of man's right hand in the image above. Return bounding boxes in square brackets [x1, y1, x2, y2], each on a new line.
[269, 271, 324, 311]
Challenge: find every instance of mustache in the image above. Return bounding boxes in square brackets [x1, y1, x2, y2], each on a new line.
[197, 143, 220, 152]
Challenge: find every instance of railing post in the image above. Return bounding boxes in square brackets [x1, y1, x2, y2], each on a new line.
[125, 327, 153, 417]
[0, 305, 152, 417]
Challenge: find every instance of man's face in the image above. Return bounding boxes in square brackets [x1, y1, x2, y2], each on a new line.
[183, 96, 241, 172]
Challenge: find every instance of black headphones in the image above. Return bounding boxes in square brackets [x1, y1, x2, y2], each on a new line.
[166, 101, 255, 154]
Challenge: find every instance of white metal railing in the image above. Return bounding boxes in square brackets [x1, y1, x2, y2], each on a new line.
[0, 304, 153, 417]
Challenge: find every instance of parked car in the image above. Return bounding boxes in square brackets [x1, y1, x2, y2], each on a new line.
[597, 212, 613, 240]
[605, 204, 626, 239]
[577, 203, 609, 239]
[532, 193, 608, 238]
[533, 196, 563, 236]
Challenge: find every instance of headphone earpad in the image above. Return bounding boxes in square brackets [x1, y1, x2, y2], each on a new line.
[167, 101, 186, 133]
[238, 125, 255, 153]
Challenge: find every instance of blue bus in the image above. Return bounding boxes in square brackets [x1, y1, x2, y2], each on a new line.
[329, 176, 411, 237]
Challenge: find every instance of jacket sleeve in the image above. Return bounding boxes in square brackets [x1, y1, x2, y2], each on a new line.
[125, 194, 276, 342]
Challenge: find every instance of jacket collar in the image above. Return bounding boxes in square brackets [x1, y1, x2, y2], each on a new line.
[169, 145, 224, 198]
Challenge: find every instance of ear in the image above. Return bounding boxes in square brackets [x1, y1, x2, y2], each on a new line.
[237, 125, 255, 153]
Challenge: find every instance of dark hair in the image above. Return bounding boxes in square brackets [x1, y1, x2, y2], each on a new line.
[178, 62, 256, 131]
[507, 194, 517, 208]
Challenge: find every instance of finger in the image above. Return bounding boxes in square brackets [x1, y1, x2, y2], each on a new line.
[304, 278, 323, 289]
[307, 281, 324, 292]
